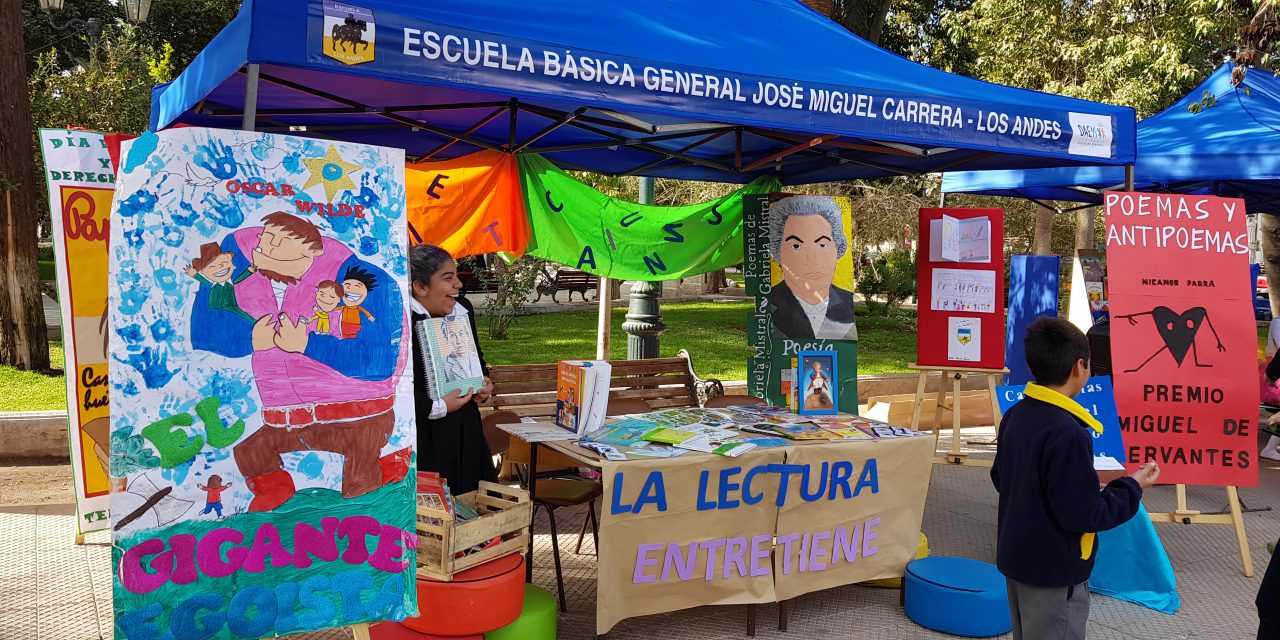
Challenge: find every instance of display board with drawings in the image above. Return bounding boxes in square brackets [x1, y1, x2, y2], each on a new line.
[108, 127, 417, 639]
[915, 208, 1005, 370]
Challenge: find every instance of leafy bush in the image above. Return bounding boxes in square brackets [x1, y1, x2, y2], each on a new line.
[856, 249, 917, 316]
[461, 255, 546, 340]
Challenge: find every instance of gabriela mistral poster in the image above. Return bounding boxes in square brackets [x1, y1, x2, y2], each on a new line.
[109, 127, 417, 639]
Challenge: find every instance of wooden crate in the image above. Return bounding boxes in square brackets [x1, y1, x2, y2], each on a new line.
[415, 481, 532, 581]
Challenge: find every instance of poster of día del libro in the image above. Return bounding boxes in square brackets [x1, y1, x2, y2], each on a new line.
[38, 128, 116, 534]
[108, 127, 416, 639]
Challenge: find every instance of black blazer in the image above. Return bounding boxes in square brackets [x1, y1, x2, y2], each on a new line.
[769, 281, 857, 340]
[411, 296, 495, 495]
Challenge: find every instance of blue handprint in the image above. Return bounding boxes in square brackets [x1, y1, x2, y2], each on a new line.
[201, 192, 246, 228]
[194, 138, 238, 180]
[173, 201, 200, 228]
[115, 346, 179, 389]
[117, 190, 158, 218]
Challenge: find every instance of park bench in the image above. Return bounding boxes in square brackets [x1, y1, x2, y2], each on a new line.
[458, 267, 501, 294]
[482, 349, 725, 420]
[482, 349, 725, 472]
[533, 269, 599, 303]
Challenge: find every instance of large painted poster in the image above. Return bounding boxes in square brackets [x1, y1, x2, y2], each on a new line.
[1105, 191, 1258, 487]
[108, 127, 417, 638]
[745, 194, 858, 412]
[39, 128, 115, 534]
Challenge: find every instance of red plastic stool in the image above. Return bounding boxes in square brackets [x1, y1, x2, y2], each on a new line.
[370, 621, 482, 640]
[402, 553, 526, 636]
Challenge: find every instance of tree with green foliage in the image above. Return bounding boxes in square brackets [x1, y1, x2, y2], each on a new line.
[26, 26, 174, 237]
[857, 248, 917, 315]
[947, 0, 1253, 118]
[23, 0, 240, 74]
[30, 25, 174, 136]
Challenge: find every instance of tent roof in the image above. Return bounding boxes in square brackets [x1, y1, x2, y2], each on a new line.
[943, 63, 1280, 210]
[151, 0, 1136, 184]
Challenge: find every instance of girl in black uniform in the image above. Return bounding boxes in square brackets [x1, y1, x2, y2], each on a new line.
[408, 244, 496, 494]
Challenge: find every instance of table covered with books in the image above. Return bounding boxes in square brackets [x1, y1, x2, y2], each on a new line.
[504, 404, 937, 635]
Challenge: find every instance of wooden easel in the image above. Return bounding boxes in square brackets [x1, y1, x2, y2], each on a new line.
[1147, 484, 1253, 577]
[907, 363, 1008, 467]
[350, 623, 372, 640]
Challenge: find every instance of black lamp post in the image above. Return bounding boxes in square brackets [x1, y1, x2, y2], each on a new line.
[39, 0, 152, 47]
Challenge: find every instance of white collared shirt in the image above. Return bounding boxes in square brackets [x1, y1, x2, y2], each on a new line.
[270, 279, 288, 309]
[795, 295, 829, 338]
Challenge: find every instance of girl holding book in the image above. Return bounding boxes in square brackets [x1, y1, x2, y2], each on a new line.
[410, 244, 497, 494]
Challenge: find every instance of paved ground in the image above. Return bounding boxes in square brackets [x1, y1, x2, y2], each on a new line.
[1, 426, 1276, 639]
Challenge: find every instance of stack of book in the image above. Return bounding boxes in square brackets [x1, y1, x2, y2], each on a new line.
[556, 360, 612, 435]
[416, 471, 480, 523]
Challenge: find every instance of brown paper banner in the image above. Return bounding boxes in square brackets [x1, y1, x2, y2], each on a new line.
[598, 450, 786, 634]
[597, 436, 934, 634]
[773, 436, 934, 600]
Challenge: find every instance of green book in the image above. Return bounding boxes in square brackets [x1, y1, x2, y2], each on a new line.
[642, 427, 697, 444]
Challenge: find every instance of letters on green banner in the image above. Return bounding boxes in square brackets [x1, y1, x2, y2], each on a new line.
[519, 153, 779, 280]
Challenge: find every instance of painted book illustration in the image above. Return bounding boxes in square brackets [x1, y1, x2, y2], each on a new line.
[416, 315, 485, 400]
[108, 128, 416, 639]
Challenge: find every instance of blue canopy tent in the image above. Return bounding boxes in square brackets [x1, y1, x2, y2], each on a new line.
[150, 0, 1136, 184]
[942, 63, 1280, 211]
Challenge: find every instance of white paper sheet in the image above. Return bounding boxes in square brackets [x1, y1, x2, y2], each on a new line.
[497, 422, 580, 442]
[931, 268, 996, 313]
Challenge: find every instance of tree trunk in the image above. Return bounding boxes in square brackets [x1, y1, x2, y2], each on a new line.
[799, 0, 835, 16]
[701, 269, 728, 294]
[610, 279, 623, 301]
[866, 0, 894, 44]
[1260, 213, 1280, 318]
[0, 1, 49, 372]
[1032, 206, 1054, 255]
[1074, 207, 1096, 250]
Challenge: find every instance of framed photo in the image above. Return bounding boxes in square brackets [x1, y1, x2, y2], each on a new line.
[797, 350, 838, 415]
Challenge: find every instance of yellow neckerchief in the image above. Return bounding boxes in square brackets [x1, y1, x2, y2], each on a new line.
[1021, 382, 1104, 560]
[1023, 383, 1103, 435]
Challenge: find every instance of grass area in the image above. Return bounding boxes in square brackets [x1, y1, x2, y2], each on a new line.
[0, 342, 66, 412]
[0, 303, 918, 413]
[38, 260, 55, 282]
[479, 300, 916, 380]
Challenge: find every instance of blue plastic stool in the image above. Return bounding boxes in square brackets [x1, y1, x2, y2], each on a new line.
[903, 557, 1011, 637]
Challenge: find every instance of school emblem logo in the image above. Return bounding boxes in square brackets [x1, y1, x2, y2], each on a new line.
[956, 328, 972, 345]
[322, 2, 375, 65]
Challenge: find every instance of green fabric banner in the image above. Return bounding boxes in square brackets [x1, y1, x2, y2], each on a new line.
[519, 154, 780, 281]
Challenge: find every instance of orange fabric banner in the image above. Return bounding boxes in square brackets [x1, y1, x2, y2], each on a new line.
[405, 150, 530, 258]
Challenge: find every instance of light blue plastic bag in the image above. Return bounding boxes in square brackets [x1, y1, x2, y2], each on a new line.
[1090, 503, 1181, 614]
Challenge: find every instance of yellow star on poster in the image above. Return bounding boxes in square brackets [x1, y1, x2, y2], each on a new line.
[302, 145, 364, 201]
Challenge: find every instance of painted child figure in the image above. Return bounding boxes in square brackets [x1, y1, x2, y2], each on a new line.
[300, 280, 343, 335]
[185, 242, 257, 321]
[805, 360, 832, 408]
[339, 265, 377, 338]
[197, 475, 232, 518]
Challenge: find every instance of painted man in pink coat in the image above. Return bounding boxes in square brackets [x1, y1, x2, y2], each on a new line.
[190, 211, 410, 512]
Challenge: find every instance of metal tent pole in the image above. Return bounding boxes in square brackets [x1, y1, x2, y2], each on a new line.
[241, 63, 260, 132]
[1124, 165, 1135, 190]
